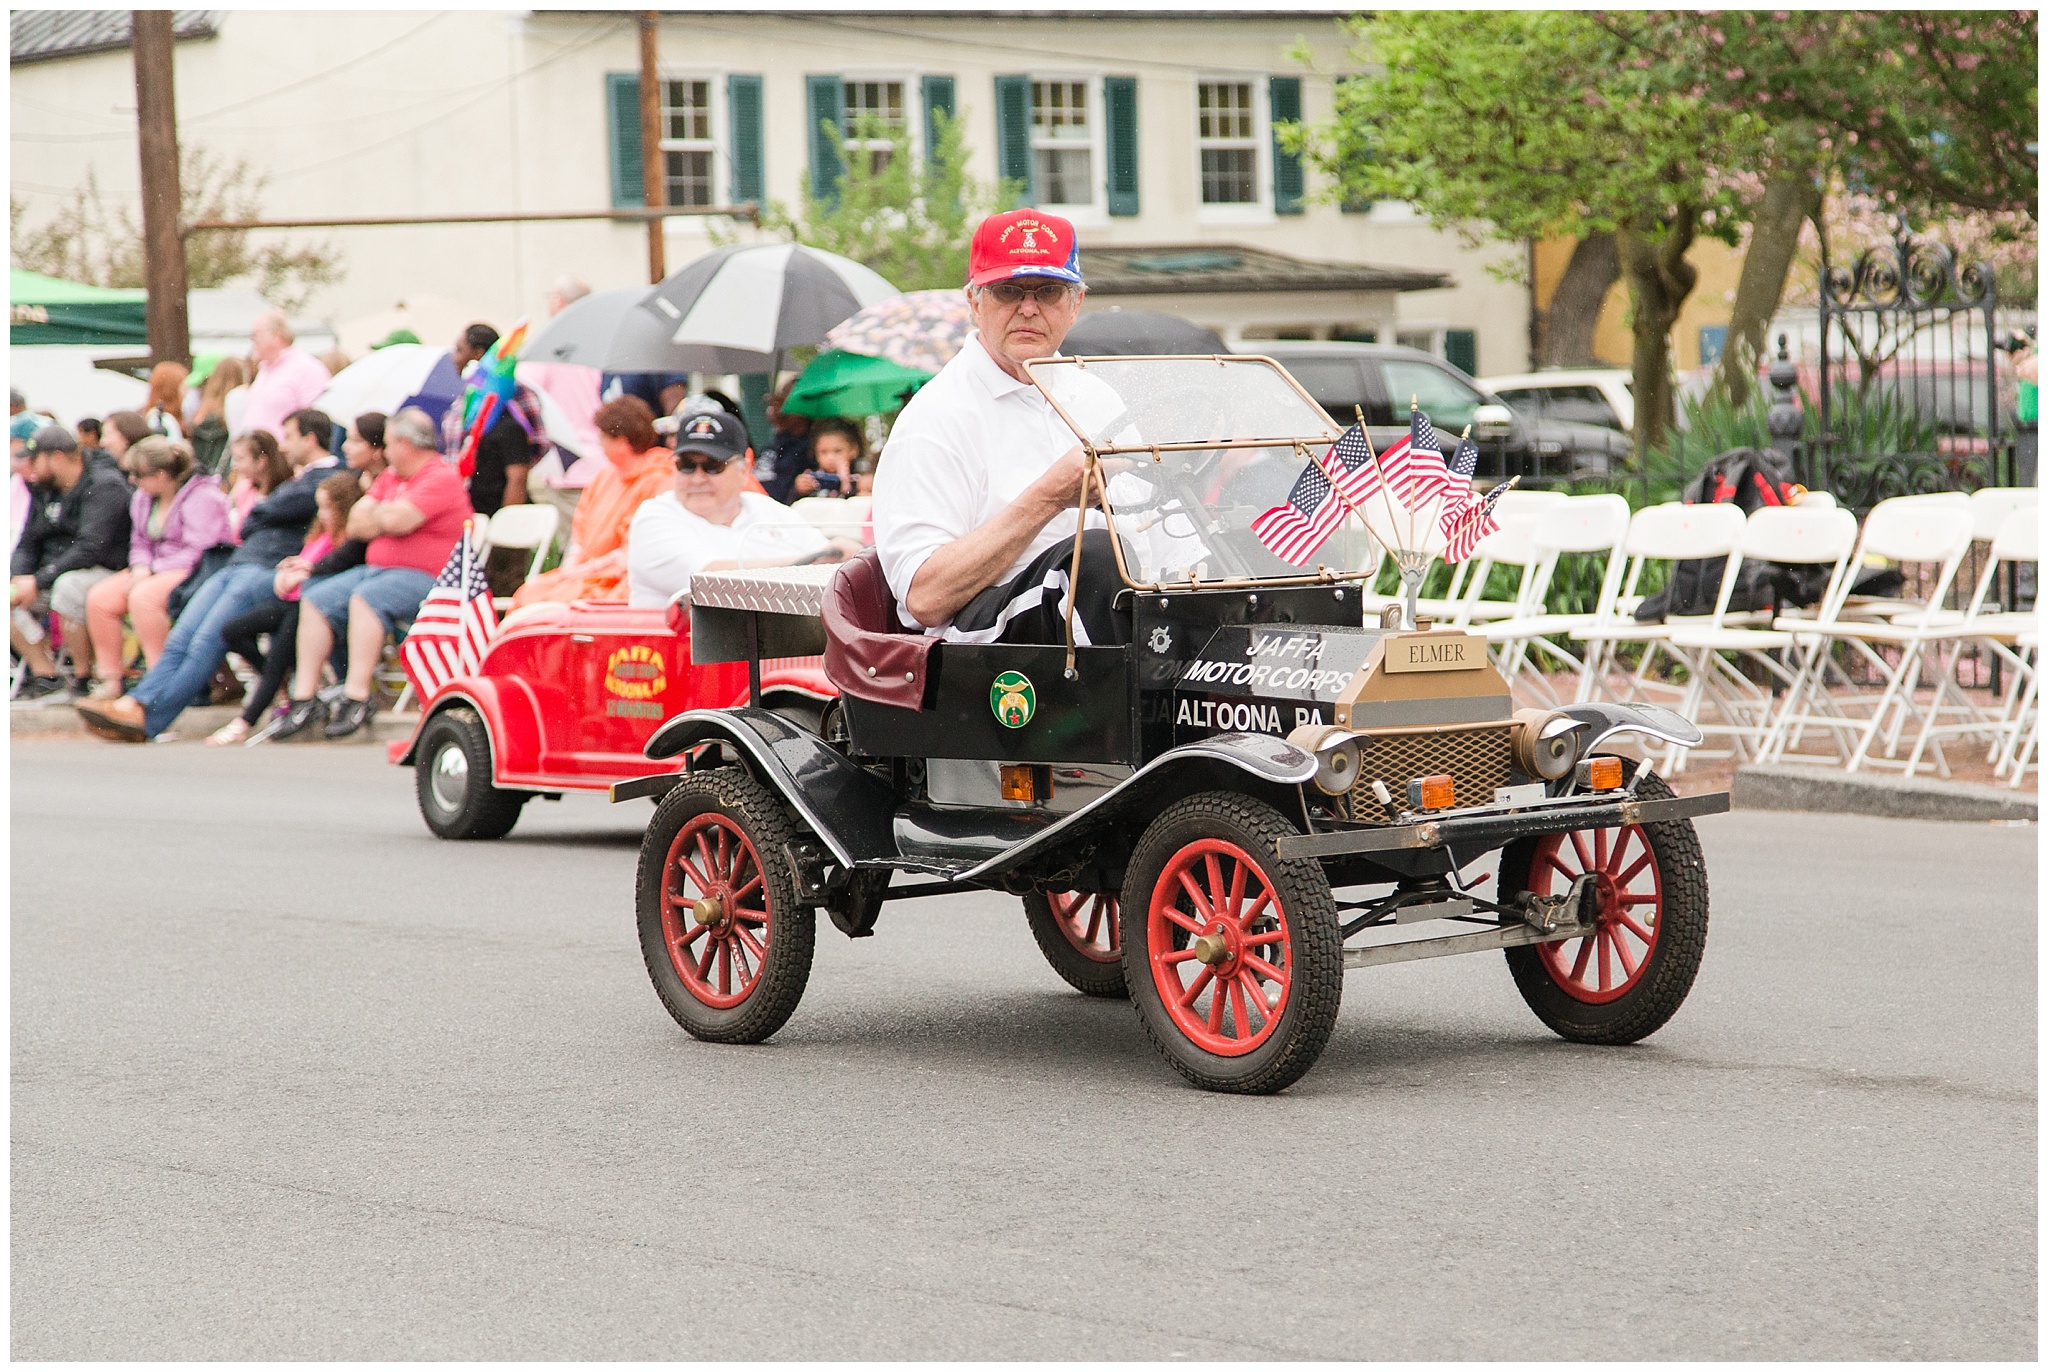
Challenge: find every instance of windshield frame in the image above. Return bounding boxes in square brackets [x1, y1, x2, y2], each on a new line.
[1025, 353, 1376, 592]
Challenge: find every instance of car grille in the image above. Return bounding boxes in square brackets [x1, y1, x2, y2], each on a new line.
[1347, 723, 1516, 823]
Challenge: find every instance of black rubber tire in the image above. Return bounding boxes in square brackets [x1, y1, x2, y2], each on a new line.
[1023, 890, 1128, 999]
[636, 767, 816, 1045]
[1499, 762, 1709, 1045]
[414, 706, 528, 841]
[1121, 793, 1343, 1094]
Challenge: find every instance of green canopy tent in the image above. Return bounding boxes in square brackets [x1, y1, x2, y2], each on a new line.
[10, 269, 148, 346]
[781, 349, 934, 418]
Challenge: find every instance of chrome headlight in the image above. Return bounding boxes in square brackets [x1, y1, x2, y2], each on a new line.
[1287, 724, 1362, 796]
[1512, 708, 1585, 781]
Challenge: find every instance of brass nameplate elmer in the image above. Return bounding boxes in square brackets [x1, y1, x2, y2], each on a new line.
[1382, 631, 1484, 673]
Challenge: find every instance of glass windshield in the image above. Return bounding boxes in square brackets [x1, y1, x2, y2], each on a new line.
[1028, 355, 1381, 585]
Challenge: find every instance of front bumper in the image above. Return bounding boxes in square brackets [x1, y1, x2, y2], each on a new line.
[1277, 790, 1730, 860]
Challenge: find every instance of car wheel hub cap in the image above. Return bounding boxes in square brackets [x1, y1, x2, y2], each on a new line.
[430, 745, 468, 809]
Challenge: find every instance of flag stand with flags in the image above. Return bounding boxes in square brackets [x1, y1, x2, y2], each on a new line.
[400, 521, 497, 702]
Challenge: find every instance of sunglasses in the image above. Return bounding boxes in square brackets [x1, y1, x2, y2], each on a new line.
[983, 280, 1074, 307]
[674, 452, 733, 475]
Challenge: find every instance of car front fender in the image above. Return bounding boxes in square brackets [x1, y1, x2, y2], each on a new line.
[637, 707, 896, 867]
[391, 677, 544, 780]
[1557, 701, 1703, 754]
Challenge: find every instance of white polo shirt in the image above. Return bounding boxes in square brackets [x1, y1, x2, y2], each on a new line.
[626, 489, 831, 607]
[871, 333, 1106, 630]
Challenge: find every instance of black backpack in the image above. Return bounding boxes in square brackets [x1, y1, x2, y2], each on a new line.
[1634, 447, 1847, 621]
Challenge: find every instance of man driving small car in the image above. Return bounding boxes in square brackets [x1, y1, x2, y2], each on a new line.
[870, 208, 1126, 645]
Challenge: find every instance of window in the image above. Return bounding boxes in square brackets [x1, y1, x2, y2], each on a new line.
[1381, 359, 1484, 433]
[1544, 385, 1624, 432]
[1283, 358, 1372, 425]
[1196, 81, 1258, 204]
[844, 79, 907, 174]
[659, 78, 716, 207]
[1031, 79, 1093, 207]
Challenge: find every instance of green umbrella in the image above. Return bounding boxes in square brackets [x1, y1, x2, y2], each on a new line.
[782, 348, 933, 418]
[10, 269, 148, 346]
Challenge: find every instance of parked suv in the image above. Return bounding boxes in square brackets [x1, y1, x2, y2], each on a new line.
[1479, 367, 1635, 435]
[1245, 341, 1631, 479]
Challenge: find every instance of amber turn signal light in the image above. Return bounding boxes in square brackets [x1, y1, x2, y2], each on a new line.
[1575, 756, 1624, 790]
[1000, 764, 1050, 802]
[1405, 774, 1456, 811]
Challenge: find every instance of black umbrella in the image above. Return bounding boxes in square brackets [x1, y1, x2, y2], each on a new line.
[519, 285, 752, 374]
[1065, 309, 1228, 357]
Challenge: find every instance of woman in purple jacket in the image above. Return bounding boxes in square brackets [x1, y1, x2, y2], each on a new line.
[82, 436, 231, 698]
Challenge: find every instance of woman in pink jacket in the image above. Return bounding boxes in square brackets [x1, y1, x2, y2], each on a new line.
[83, 436, 232, 698]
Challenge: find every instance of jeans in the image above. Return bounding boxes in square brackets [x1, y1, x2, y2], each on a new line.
[130, 563, 278, 737]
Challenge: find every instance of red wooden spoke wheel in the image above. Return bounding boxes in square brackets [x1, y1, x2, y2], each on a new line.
[636, 771, 816, 1044]
[1050, 891, 1120, 963]
[1499, 764, 1709, 1046]
[1146, 839, 1293, 1057]
[659, 814, 774, 1009]
[1524, 822, 1663, 1004]
[1023, 889, 1126, 998]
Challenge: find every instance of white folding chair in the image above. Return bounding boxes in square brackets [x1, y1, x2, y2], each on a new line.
[2000, 630, 2038, 788]
[1569, 502, 1750, 720]
[1897, 507, 2039, 776]
[1796, 490, 1839, 509]
[1411, 489, 1568, 626]
[1665, 505, 1863, 771]
[480, 504, 561, 613]
[1760, 498, 1976, 773]
[1834, 490, 1969, 622]
[1478, 494, 1632, 706]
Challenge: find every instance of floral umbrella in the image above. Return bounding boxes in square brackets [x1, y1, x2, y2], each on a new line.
[821, 289, 972, 375]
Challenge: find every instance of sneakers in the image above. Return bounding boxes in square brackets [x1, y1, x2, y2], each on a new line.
[268, 696, 329, 741]
[205, 717, 252, 746]
[16, 672, 71, 702]
[323, 696, 375, 740]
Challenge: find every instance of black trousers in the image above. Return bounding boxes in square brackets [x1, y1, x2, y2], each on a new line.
[220, 595, 346, 726]
[948, 530, 1129, 647]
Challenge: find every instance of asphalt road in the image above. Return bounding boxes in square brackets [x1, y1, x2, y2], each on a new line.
[11, 738, 2037, 1359]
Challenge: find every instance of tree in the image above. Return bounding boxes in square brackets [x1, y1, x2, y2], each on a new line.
[1615, 12, 2037, 407]
[10, 146, 342, 313]
[1293, 12, 1764, 457]
[760, 109, 1014, 293]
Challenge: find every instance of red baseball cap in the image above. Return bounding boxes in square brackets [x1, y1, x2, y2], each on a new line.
[967, 209, 1084, 288]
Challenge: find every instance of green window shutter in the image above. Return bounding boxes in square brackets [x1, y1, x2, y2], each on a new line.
[806, 74, 844, 201]
[605, 72, 644, 209]
[728, 75, 764, 206]
[1104, 76, 1139, 217]
[993, 74, 1034, 206]
[920, 75, 955, 161]
[1445, 329, 1478, 377]
[1269, 76, 1303, 215]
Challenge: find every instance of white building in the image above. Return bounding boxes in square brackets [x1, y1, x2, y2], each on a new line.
[10, 9, 1531, 375]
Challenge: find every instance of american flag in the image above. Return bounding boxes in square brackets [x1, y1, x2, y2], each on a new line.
[1316, 421, 1387, 508]
[1393, 404, 1453, 503]
[1436, 432, 1480, 526]
[1251, 458, 1347, 565]
[1441, 480, 1514, 562]
[400, 533, 497, 699]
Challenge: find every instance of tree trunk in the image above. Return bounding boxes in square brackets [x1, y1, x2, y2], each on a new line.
[1539, 232, 1619, 368]
[1617, 209, 1699, 460]
[1715, 168, 1822, 409]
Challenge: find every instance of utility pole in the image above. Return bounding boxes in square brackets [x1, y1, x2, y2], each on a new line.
[133, 10, 190, 365]
[638, 11, 666, 283]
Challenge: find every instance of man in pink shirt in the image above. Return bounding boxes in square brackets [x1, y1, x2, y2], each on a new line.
[239, 310, 333, 440]
[272, 407, 474, 740]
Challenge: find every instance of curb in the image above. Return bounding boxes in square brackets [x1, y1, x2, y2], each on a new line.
[1733, 763, 2037, 824]
[11, 701, 415, 745]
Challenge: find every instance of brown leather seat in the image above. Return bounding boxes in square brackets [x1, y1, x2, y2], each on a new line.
[823, 548, 935, 709]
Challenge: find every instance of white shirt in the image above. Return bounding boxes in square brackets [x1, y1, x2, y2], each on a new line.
[870, 333, 1105, 629]
[626, 489, 831, 607]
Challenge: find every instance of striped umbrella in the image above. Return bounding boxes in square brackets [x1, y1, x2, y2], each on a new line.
[639, 244, 899, 371]
[821, 289, 972, 375]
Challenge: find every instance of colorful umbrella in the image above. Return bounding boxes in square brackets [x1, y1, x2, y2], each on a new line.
[782, 349, 934, 418]
[822, 288, 971, 375]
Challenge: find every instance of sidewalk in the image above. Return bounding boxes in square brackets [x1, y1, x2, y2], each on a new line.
[11, 697, 415, 745]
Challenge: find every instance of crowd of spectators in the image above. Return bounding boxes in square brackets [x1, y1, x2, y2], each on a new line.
[13, 294, 877, 746]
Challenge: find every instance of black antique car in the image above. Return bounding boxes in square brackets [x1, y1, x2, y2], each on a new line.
[619, 355, 1725, 1094]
